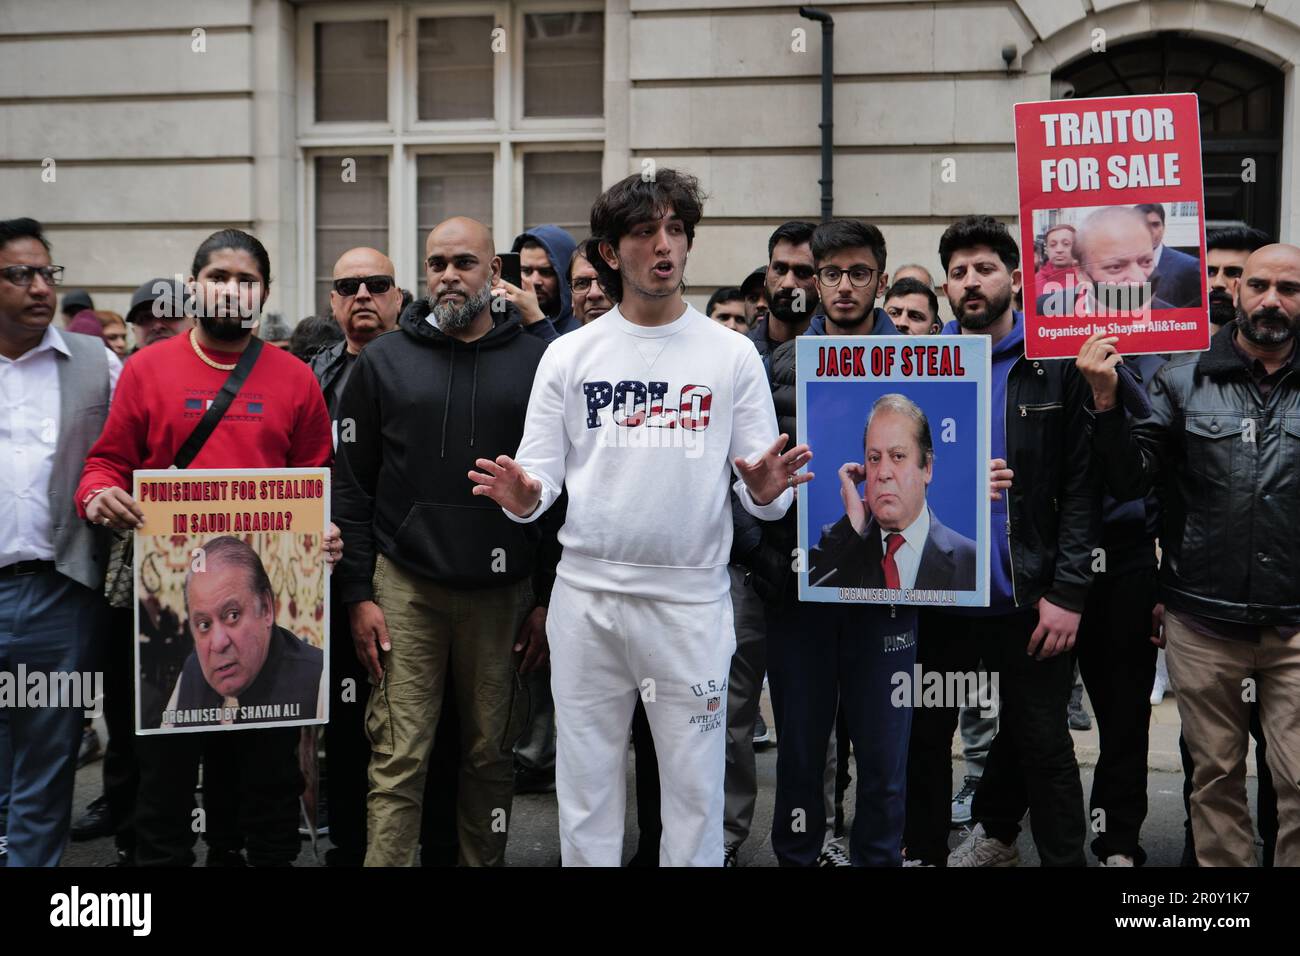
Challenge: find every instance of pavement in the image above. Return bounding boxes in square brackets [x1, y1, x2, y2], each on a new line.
[57, 681, 1269, 868]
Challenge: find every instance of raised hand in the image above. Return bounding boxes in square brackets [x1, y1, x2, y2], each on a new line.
[1076, 332, 1124, 412]
[838, 461, 868, 534]
[734, 434, 814, 507]
[469, 454, 543, 517]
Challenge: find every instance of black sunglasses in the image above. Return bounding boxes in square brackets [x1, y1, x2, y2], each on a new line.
[332, 275, 395, 297]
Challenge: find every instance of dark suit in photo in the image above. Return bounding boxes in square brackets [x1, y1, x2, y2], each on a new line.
[1148, 245, 1202, 308]
[808, 507, 977, 591]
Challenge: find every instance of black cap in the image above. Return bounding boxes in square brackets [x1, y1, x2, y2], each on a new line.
[740, 266, 767, 298]
[61, 289, 93, 313]
[126, 277, 189, 323]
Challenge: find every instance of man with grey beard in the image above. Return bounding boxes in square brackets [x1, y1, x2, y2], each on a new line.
[331, 217, 558, 866]
[1079, 243, 1300, 867]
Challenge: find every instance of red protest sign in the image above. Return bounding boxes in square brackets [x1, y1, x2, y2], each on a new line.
[1014, 93, 1209, 360]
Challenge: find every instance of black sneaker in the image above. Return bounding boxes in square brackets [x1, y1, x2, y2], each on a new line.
[76, 727, 103, 769]
[514, 765, 556, 794]
[753, 713, 771, 749]
[0, 834, 7, 867]
[205, 848, 248, 867]
[817, 840, 851, 867]
[1068, 700, 1092, 731]
[723, 843, 739, 868]
[72, 795, 114, 842]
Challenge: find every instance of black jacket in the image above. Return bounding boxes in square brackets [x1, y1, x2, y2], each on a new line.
[168, 625, 322, 728]
[808, 510, 978, 590]
[332, 298, 557, 604]
[998, 347, 1101, 613]
[733, 309, 898, 603]
[309, 340, 351, 417]
[1090, 322, 1300, 627]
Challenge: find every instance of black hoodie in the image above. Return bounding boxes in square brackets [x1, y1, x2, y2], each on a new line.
[332, 297, 555, 603]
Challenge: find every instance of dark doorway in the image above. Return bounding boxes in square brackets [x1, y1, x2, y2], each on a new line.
[1055, 33, 1283, 239]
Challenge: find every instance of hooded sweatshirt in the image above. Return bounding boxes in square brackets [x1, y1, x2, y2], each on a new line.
[942, 314, 1021, 613]
[512, 225, 580, 335]
[331, 297, 553, 603]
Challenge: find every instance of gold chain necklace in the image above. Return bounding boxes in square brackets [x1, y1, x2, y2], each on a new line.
[189, 329, 237, 371]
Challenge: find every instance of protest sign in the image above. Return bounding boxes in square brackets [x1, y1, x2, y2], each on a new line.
[796, 335, 990, 608]
[1014, 92, 1209, 359]
[133, 468, 329, 734]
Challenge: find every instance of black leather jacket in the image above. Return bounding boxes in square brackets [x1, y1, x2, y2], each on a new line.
[1000, 349, 1101, 613]
[1090, 322, 1300, 626]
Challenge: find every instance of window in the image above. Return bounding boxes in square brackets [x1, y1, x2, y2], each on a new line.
[522, 12, 603, 118]
[416, 153, 495, 295]
[300, 3, 606, 319]
[314, 155, 389, 315]
[314, 20, 388, 123]
[523, 151, 603, 241]
[416, 17, 495, 122]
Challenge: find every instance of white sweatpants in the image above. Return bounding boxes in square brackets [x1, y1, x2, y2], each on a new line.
[547, 577, 736, 866]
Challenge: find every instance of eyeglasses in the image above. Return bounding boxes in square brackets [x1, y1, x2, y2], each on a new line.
[817, 266, 878, 288]
[571, 277, 604, 294]
[332, 275, 395, 297]
[0, 265, 64, 287]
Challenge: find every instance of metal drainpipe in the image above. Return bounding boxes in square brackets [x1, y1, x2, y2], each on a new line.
[799, 7, 834, 223]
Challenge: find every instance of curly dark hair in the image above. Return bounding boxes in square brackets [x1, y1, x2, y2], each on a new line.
[585, 167, 706, 303]
[938, 215, 1020, 274]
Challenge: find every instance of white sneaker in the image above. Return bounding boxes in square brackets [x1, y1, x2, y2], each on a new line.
[1101, 853, 1135, 867]
[902, 858, 934, 867]
[817, 839, 851, 867]
[1150, 650, 1169, 705]
[947, 823, 1020, 867]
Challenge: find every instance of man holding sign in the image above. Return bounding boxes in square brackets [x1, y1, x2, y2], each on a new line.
[77, 229, 337, 868]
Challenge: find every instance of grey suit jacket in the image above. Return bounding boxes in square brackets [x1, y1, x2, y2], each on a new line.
[51, 332, 112, 591]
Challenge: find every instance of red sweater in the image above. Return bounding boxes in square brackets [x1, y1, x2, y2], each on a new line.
[77, 331, 333, 516]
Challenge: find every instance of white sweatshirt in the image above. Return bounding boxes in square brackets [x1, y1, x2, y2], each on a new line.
[505, 303, 792, 603]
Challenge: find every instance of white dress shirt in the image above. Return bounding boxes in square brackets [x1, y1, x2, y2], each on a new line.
[0, 326, 121, 565]
[879, 505, 930, 592]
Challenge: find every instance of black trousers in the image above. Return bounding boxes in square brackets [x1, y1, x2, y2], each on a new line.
[100, 607, 139, 855]
[1179, 703, 1277, 867]
[904, 607, 1085, 866]
[630, 696, 662, 858]
[1075, 566, 1158, 864]
[324, 597, 462, 866]
[134, 726, 303, 867]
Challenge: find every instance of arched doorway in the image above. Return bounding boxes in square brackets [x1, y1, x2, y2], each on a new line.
[1054, 34, 1284, 239]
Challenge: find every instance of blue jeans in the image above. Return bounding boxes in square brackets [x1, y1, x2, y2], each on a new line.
[0, 569, 102, 866]
[766, 600, 917, 866]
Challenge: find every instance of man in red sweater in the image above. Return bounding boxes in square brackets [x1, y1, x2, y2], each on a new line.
[78, 229, 337, 866]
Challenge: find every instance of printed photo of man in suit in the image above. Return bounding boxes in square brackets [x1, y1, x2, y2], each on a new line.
[808, 393, 977, 591]
[1135, 202, 1202, 308]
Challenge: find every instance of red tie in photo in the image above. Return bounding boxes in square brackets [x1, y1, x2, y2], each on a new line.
[882, 532, 905, 589]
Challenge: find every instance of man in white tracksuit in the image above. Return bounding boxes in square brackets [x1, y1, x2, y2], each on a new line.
[469, 169, 813, 866]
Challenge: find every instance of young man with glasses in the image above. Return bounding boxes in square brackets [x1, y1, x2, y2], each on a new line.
[745, 219, 914, 867]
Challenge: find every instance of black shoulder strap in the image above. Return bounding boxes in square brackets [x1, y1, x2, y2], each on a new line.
[174, 336, 265, 469]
